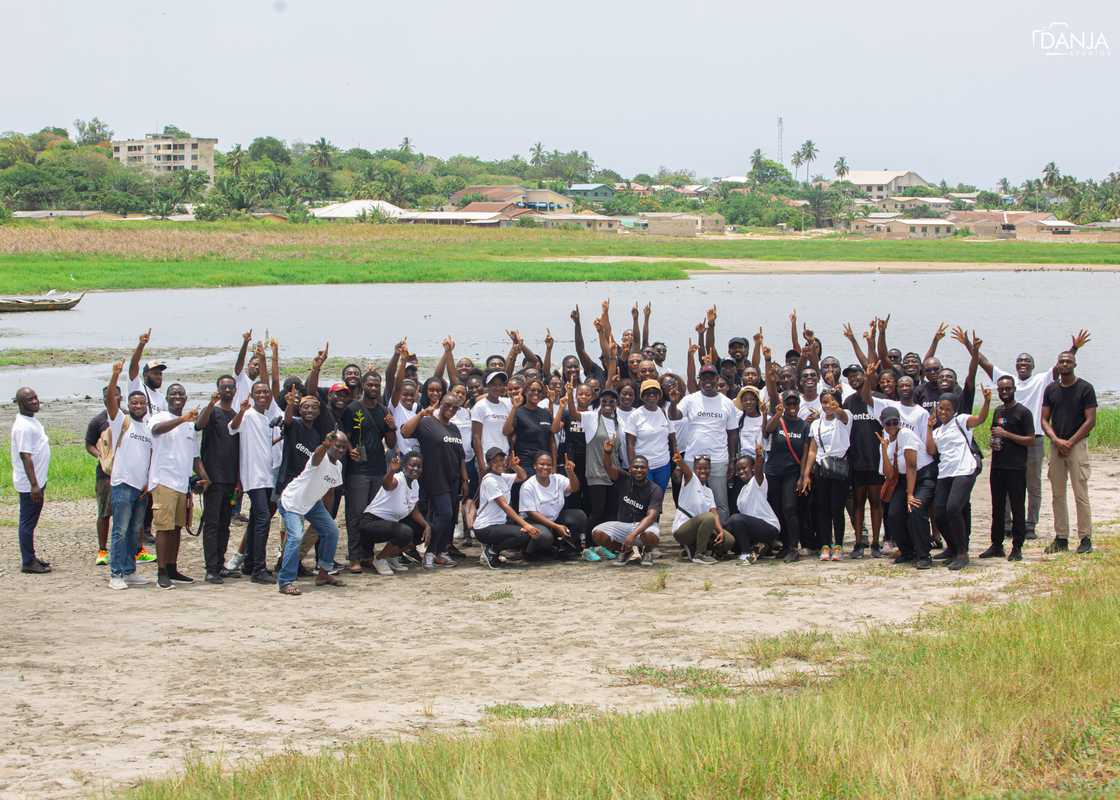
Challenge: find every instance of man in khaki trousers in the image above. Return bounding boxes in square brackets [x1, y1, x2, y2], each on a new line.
[1040, 348, 1097, 554]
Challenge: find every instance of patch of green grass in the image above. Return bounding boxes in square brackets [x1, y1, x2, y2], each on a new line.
[971, 407, 1120, 451]
[0, 347, 222, 368]
[470, 587, 513, 602]
[482, 703, 592, 721]
[127, 529, 1120, 799]
[736, 630, 843, 670]
[0, 431, 93, 502]
[619, 665, 738, 699]
[641, 566, 669, 592]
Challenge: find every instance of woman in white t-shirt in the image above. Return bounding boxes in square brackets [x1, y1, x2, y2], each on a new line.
[473, 448, 535, 569]
[876, 405, 936, 569]
[806, 389, 852, 561]
[671, 452, 728, 565]
[357, 452, 431, 576]
[726, 443, 781, 563]
[927, 386, 991, 570]
[624, 379, 680, 492]
[518, 452, 585, 559]
[733, 385, 767, 455]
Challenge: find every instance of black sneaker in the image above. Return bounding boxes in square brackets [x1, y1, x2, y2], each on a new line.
[21, 560, 51, 574]
[947, 555, 970, 571]
[401, 547, 423, 565]
[932, 549, 955, 561]
[479, 545, 500, 570]
[168, 569, 194, 583]
[849, 545, 865, 560]
[447, 543, 467, 560]
[205, 572, 224, 584]
[297, 563, 314, 578]
[915, 558, 933, 570]
[1044, 538, 1069, 554]
[1076, 537, 1093, 554]
[219, 568, 243, 579]
[1025, 530, 1039, 541]
[978, 545, 1005, 559]
[782, 550, 800, 563]
[251, 570, 277, 585]
[157, 572, 174, 589]
[1007, 548, 1023, 562]
[870, 546, 883, 559]
[893, 555, 915, 565]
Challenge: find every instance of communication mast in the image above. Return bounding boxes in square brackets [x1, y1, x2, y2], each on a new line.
[777, 115, 784, 165]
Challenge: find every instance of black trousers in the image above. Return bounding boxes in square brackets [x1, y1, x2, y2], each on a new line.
[244, 487, 273, 574]
[990, 468, 1027, 550]
[476, 524, 554, 556]
[357, 513, 418, 556]
[766, 472, 807, 551]
[532, 508, 589, 553]
[586, 482, 619, 531]
[201, 482, 235, 574]
[726, 514, 782, 553]
[884, 465, 937, 559]
[812, 474, 848, 548]
[934, 473, 977, 557]
[563, 454, 590, 515]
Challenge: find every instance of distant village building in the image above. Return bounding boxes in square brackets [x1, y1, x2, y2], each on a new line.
[310, 200, 407, 220]
[638, 212, 726, 237]
[111, 133, 218, 183]
[448, 185, 573, 212]
[885, 218, 956, 239]
[530, 212, 620, 232]
[840, 170, 930, 199]
[565, 183, 615, 202]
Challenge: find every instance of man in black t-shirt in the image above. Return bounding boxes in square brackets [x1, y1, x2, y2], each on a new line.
[341, 373, 396, 570]
[1041, 350, 1097, 553]
[592, 449, 664, 567]
[195, 375, 242, 583]
[84, 386, 118, 564]
[979, 377, 1035, 561]
[275, 391, 336, 575]
[404, 395, 468, 568]
[842, 365, 882, 556]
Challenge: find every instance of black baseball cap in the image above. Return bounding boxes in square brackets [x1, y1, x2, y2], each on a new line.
[728, 336, 749, 347]
[879, 406, 901, 424]
[719, 358, 737, 368]
[842, 363, 864, 378]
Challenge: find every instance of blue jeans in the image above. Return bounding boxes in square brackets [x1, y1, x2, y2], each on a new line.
[277, 501, 339, 586]
[110, 483, 147, 577]
[18, 491, 44, 567]
[648, 462, 672, 491]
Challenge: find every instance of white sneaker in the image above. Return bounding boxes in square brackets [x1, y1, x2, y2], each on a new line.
[423, 552, 436, 570]
[123, 573, 150, 587]
[371, 558, 395, 577]
[386, 557, 409, 572]
[224, 552, 245, 572]
[109, 576, 128, 590]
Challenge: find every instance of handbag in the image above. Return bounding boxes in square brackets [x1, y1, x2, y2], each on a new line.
[879, 441, 899, 503]
[954, 417, 984, 477]
[812, 421, 850, 482]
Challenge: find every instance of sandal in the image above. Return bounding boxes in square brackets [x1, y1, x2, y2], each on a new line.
[348, 562, 363, 574]
[279, 583, 302, 596]
[316, 574, 345, 587]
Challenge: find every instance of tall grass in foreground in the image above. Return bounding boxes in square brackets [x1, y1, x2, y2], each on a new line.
[127, 532, 1120, 799]
[0, 434, 91, 502]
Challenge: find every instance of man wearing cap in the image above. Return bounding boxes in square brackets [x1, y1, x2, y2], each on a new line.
[876, 405, 937, 569]
[841, 363, 882, 557]
[471, 370, 513, 477]
[127, 328, 167, 418]
[196, 374, 243, 584]
[718, 358, 741, 397]
[678, 364, 739, 518]
[341, 371, 396, 571]
[727, 336, 751, 370]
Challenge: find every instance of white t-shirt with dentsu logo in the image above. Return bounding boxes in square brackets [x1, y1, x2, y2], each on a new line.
[109, 410, 153, 490]
[992, 366, 1050, 436]
[470, 397, 512, 455]
[229, 407, 278, 491]
[809, 414, 852, 463]
[878, 427, 931, 475]
[678, 391, 738, 463]
[453, 407, 475, 462]
[474, 472, 518, 529]
[280, 455, 344, 516]
[392, 401, 419, 454]
[364, 472, 421, 522]
[672, 473, 716, 532]
[148, 411, 197, 493]
[933, 413, 977, 478]
[736, 476, 780, 530]
[624, 406, 672, 469]
[10, 414, 50, 493]
[518, 474, 571, 521]
[872, 397, 929, 441]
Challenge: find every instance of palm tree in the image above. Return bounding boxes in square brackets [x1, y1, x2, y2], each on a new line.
[833, 156, 849, 181]
[398, 137, 412, 154]
[173, 170, 208, 203]
[790, 151, 803, 182]
[998, 177, 1012, 195]
[226, 145, 244, 178]
[530, 142, 545, 168]
[750, 148, 765, 174]
[800, 140, 818, 183]
[1042, 162, 1060, 190]
[310, 137, 334, 169]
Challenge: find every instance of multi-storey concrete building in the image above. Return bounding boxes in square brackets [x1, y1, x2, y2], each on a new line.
[110, 133, 218, 182]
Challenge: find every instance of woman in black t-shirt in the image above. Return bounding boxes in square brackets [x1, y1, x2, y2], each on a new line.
[502, 379, 555, 508]
[762, 389, 813, 562]
[552, 382, 594, 515]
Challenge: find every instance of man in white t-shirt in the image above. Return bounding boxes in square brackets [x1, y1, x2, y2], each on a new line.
[149, 383, 205, 590]
[105, 361, 156, 589]
[470, 371, 513, 475]
[11, 387, 51, 574]
[229, 379, 282, 584]
[276, 430, 350, 595]
[678, 365, 739, 517]
[127, 328, 167, 418]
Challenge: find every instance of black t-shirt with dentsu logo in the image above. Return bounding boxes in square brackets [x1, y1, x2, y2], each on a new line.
[200, 405, 240, 485]
[765, 415, 810, 478]
[842, 394, 882, 472]
[1043, 378, 1097, 441]
[341, 400, 391, 476]
[616, 475, 664, 523]
[512, 405, 553, 465]
[990, 402, 1033, 471]
[415, 415, 465, 497]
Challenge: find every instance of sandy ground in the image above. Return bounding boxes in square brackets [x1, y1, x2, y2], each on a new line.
[534, 255, 1120, 273]
[1, 456, 1118, 799]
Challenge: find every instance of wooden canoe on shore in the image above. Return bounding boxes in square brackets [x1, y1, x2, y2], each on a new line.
[0, 292, 85, 313]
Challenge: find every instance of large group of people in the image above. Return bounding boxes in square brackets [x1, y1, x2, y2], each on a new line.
[10, 302, 1099, 594]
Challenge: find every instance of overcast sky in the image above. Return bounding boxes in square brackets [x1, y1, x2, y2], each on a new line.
[6, 0, 1117, 187]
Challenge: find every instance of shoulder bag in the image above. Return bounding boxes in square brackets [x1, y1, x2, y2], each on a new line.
[812, 421, 850, 482]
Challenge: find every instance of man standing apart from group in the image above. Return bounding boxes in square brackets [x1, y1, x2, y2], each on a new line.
[11, 387, 51, 574]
